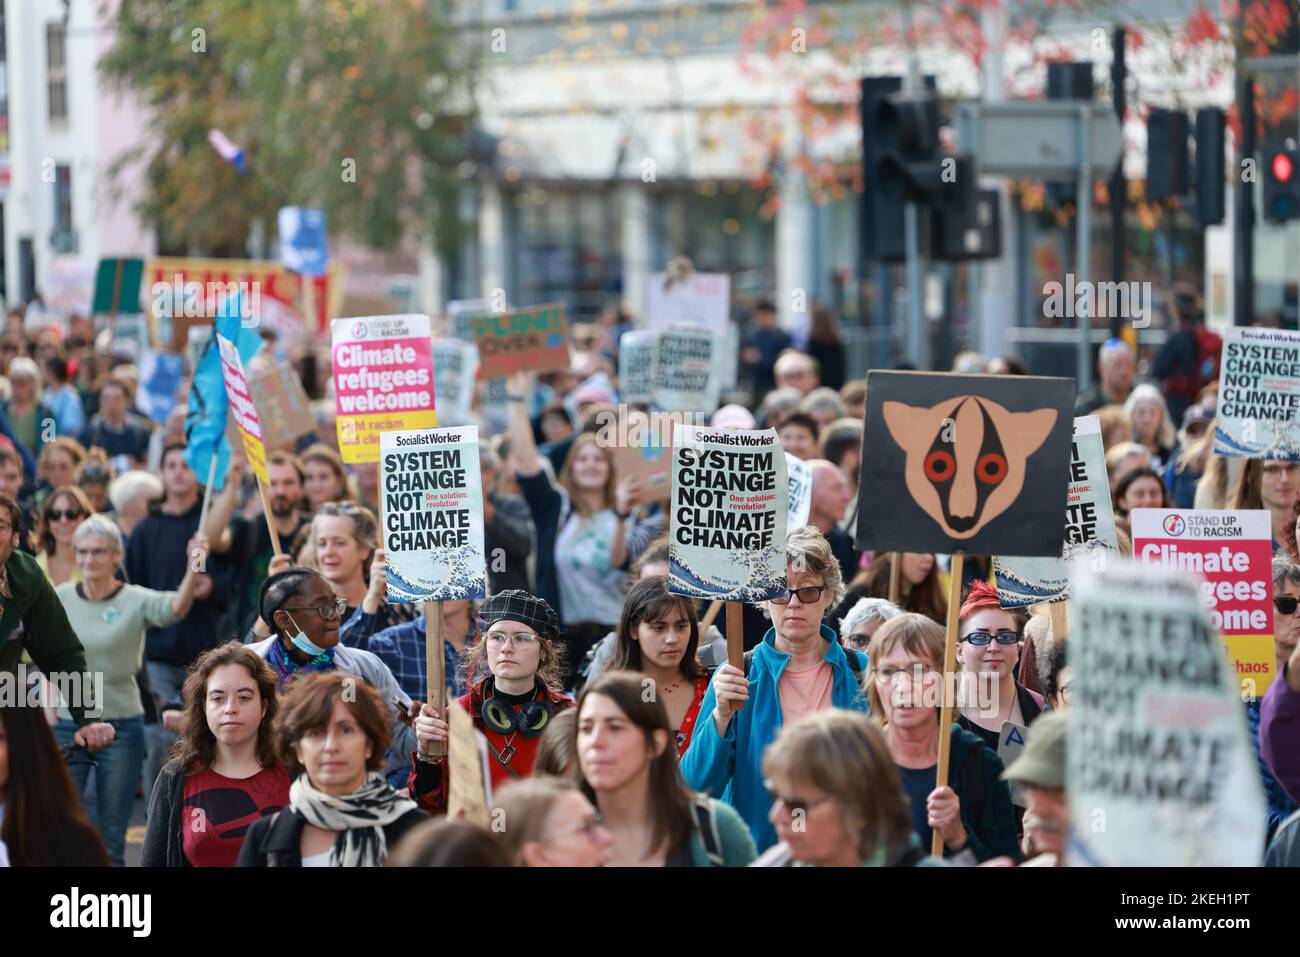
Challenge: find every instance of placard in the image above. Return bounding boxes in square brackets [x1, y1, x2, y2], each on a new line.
[447, 701, 492, 828]
[1067, 557, 1265, 866]
[1214, 325, 1300, 460]
[277, 206, 328, 277]
[136, 350, 185, 425]
[380, 426, 487, 603]
[446, 299, 488, 344]
[786, 453, 812, 530]
[856, 371, 1074, 556]
[619, 330, 657, 405]
[248, 364, 315, 452]
[646, 272, 730, 333]
[431, 338, 479, 427]
[993, 416, 1118, 607]
[471, 303, 570, 379]
[332, 314, 438, 464]
[652, 327, 722, 415]
[1131, 508, 1276, 696]
[613, 437, 672, 506]
[668, 425, 787, 602]
[216, 332, 269, 485]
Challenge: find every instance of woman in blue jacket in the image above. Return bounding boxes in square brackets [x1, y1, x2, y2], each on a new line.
[680, 526, 868, 852]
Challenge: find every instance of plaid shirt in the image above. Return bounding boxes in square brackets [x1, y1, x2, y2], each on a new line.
[368, 618, 470, 703]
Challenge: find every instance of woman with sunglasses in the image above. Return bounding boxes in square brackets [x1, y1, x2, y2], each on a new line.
[410, 590, 573, 814]
[955, 580, 1044, 755]
[247, 567, 416, 784]
[866, 613, 1021, 863]
[30, 484, 93, 586]
[51, 514, 208, 866]
[681, 526, 868, 853]
[308, 502, 417, 651]
[575, 671, 755, 866]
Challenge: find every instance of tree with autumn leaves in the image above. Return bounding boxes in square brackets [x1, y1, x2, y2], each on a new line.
[100, 0, 481, 257]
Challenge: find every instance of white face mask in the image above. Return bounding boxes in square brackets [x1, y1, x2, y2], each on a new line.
[284, 610, 330, 658]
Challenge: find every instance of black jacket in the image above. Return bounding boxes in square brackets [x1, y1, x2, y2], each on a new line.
[140, 759, 188, 867]
[237, 805, 427, 867]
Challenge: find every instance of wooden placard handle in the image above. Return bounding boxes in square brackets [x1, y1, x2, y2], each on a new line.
[932, 553, 965, 857]
[725, 601, 744, 712]
[424, 601, 446, 758]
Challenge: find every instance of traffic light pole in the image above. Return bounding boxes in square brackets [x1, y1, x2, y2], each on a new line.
[904, 202, 927, 369]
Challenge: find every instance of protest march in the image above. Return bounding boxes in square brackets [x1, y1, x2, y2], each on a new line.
[5, 0, 1300, 940]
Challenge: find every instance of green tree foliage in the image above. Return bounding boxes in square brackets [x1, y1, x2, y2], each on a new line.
[100, 0, 478, 255]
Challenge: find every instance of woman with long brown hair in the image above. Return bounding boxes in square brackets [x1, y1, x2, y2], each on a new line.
[141, 641, 289, 867]
[30, 484, 94, 586]
[574, 671, 755, 866]
[0, 703, 110, 866]
[1231, 458, 1300, 552]
[612, 576, 710, 757]
[844, 551, 947, 625]
[505, 371, 638, 684]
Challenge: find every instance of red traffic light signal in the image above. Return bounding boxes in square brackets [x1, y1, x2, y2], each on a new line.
[1273, 151, 1294, 183]
[1264, 145, 1300, 223]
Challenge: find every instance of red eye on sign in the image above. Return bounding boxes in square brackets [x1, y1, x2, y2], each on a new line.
[976, 453, 1007, 484]
[924, 451, 955, 482]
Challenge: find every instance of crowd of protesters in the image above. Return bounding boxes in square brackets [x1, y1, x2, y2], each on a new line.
[2, 286, 1299, 871]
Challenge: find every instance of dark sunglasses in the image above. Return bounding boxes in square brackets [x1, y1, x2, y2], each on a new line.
[1275, 596, 1300, 615]
[961, 629, 1019, 646]
[770, 585, 827, 606]
[49, 509, 84, 522]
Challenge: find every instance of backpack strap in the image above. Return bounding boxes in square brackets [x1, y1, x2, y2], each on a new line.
[960, 736, 985, 821]
[692, 795, 725, 867]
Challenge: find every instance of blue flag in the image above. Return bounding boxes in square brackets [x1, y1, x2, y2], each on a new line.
[185, 292, 262, 491]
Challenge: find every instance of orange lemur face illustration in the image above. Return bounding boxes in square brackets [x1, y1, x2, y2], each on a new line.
[882, 396, 1057, 539]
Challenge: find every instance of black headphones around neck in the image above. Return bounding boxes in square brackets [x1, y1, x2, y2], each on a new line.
[480, 677, 553, 738]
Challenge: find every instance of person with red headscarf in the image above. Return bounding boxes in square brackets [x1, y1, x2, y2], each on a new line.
[955, 580, 1045, 755]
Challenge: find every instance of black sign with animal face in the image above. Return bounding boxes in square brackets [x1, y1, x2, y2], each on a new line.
[857, 371, 1075, 556]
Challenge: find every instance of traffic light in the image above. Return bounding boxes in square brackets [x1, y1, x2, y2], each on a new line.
[1046, 62, 1094, 211]
[1146, 108, 1190, 202]
[860, 76, 906, 261]
[1263, 144, 1300, 223]
[930, 155, 1002, 261]
[1194, 108, 1226, 227]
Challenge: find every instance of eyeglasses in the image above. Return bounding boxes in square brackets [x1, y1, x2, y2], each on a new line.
[282, 597, 348, 621]
[1263, 463, 1300, 476]
[1275, 596, 1300, 615]
[1056, 683, 1072, 704]
[874, 665, 926, 685]
[49, 509, 84, 522]
[770, 585, 826, 606]
[764, 781, 832, 816]
[485, 630, 539, 646]
[845, 632, 872, 649]
[547, 812, 604, 843]
[74, 547, 112, 559]
[961, 629, 1020, 646]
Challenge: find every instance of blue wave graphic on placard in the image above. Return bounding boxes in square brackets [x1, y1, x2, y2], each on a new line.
[1215, 424, 1300, 461]
[386, 548, 486, 603]
[668, 550, 785, 603]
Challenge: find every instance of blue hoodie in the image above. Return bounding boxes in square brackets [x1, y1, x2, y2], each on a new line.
[680, 622, 868, 852]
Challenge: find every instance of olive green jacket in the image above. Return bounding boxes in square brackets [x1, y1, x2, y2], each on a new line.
[0, 548, 91, 724]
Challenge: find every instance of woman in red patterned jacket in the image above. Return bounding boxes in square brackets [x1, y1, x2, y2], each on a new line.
[410, 591, 572, 813]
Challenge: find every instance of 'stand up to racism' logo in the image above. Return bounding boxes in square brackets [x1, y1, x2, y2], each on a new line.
[883, 396, 1057, 539]
[351, 321, 369, 338]
[1163, 514, 1186, 536]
